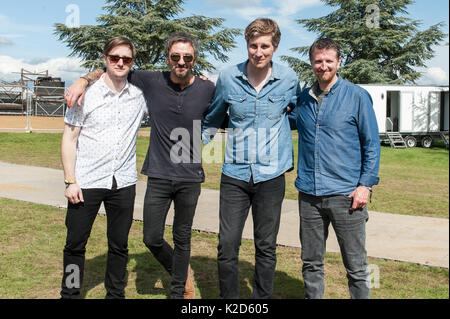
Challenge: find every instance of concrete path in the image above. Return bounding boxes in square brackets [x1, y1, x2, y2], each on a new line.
[0, 161, 448, 268]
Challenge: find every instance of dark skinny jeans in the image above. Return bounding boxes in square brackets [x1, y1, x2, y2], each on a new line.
[142, 178, 201, 299]
[217, 173, 285, 299]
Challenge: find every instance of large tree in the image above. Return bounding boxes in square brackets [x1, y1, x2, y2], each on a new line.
[54, 0, 241, 74]
[281, 0, 447, 87]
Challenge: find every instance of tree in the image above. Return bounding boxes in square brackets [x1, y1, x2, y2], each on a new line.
[54, 0, 241, 74]
[281, 0, 447, 87]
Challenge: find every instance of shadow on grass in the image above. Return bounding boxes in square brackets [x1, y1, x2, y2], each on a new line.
[80, 252, 305, 299]
[190, 256, 305, 299]
[80, 251, 172, 299]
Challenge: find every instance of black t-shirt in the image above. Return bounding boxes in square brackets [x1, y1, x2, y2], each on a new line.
[128, 71, 215, 182]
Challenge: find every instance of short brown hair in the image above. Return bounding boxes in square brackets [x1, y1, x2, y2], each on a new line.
[245, 18, 281, 48]
[164, 31, 199, 60]
[103, 36, 136, 58]
[309, 38, 341, 61]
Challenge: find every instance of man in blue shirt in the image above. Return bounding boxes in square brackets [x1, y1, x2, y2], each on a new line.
[290, 38, 380, 299]
[203, 18, 300, 299]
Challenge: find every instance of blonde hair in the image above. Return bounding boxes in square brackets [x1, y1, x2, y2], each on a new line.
[245, 18, 281, 48]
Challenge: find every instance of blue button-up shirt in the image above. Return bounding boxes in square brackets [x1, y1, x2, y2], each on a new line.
[203, 61, 300, 183]
[290, 76, 380, 196]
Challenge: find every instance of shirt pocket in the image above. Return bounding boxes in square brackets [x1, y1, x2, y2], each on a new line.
[322, 110, 355, 129]
[265, 95, 286, 120]
[227, 94, 248, 121]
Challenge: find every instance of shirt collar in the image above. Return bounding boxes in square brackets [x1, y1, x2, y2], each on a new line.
[310, 74, 342, 96]
[98, 74, 131, 97]
[235, 60, 281, 82]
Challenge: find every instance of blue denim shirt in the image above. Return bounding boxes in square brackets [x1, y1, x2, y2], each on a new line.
[203, 61, 300, 183]
[290, 76, 380, 196]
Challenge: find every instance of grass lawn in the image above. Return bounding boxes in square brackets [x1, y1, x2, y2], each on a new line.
[0, 132, 448, 218]
[0, 198, 448, 299]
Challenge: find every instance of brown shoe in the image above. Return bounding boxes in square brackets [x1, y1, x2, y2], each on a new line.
[183, 265, 195, 299]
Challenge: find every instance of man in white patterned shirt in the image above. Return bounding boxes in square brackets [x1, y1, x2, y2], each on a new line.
[60, 37, 146, 299]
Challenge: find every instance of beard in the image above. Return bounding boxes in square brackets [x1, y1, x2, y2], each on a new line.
[173, 66, 190, 79]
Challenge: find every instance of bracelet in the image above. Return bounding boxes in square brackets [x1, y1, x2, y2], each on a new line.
[64, 180, 77, 188]
[80, 76, 90, 85]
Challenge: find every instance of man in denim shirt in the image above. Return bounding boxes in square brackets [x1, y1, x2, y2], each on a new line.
[290, 38, 380, 299]
[202, 18, 300, 299]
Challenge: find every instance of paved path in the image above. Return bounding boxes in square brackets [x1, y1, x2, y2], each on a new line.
[0, 161, 448, 268]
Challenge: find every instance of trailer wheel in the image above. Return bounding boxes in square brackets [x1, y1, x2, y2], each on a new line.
[421, 136, 433, 148]
[404, 136, 417, 148]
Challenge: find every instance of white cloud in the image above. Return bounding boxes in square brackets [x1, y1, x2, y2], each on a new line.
[0, 55, 88, 85]
[207, 0, 261, 7]
[421, 67, 449, 86]
[234, 7, 274, 21]
[0, 35, 13, 46]
[232, 0, 322, 21]
[276, 0, 322, 17]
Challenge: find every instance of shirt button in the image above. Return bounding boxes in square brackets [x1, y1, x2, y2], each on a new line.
[316, 138, 319, 142]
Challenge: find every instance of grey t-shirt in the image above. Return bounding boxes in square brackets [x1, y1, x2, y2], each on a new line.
[314, 85, 329, 108]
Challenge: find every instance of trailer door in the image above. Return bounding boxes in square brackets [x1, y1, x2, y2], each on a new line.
[441, 91, 449, 131]
[428, 92, 441, 132]
[399, 91, 414, 132]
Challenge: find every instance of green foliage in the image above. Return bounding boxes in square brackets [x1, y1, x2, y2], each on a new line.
[281, 0, 447, 88]
[54, 0, 241, 74]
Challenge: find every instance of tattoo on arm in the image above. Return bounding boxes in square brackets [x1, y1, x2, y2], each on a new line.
[81, 68, 104, 86]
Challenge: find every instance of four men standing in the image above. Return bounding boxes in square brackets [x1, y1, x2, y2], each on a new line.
[62, 19, 380, 299]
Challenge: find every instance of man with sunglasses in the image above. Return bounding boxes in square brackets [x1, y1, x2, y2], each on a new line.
[202, 18, 300, 299]
[61, 37, 146, 299]
[65, 31, 215, 299]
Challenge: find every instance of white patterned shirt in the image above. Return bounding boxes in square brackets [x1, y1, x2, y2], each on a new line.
[64, 75, 147, 189]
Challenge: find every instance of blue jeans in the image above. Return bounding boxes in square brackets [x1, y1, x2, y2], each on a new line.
[299, 192, 370, 299]
[217, 173, 285, 299]
[142, 178, 201, 299]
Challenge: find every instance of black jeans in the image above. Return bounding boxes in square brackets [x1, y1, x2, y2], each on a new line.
[60, 179, 135, 299]
[142, 178, 201, 299]
[217, 173, 285, 299]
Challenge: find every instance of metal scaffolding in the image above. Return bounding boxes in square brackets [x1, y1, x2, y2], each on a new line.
[0, 69, 66, 131]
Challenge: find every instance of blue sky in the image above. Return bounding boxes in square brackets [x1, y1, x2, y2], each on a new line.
[0, 0, 448, 85]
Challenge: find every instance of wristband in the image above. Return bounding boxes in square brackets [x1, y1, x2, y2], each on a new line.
[64, 180, 77, 188]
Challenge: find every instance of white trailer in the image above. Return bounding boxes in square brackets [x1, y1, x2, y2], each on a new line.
[358, 84, 449, 148]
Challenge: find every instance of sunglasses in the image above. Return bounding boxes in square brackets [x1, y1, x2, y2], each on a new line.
[107, 55, 133, 65]
[170, 54, 194, 63]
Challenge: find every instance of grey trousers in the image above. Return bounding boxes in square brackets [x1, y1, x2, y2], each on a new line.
[298, 192, 370, 299]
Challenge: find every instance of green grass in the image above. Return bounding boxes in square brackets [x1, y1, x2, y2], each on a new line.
[0, 132, 448, 218]
[0, 198, 448, 299]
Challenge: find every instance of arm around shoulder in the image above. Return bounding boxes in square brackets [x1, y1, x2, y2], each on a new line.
[65, 68, 104, 108]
